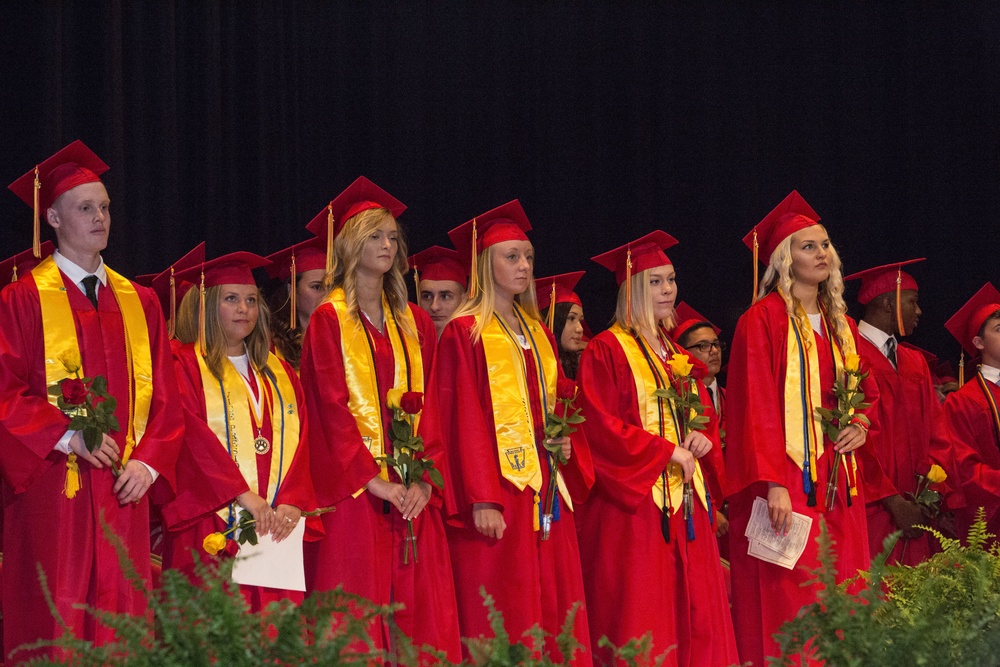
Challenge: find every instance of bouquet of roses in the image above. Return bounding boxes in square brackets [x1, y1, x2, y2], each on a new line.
[539, 378, 586, 540]
[910, 463, 948, 518]
[376, 388, 443, 563]
[815, 353, 871, 511]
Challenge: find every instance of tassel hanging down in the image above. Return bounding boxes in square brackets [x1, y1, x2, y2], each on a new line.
[468, 219, 479, 298]
[751, 228, 759, 305]
[64, 453, 81, 498]
[959, 351, 965, 387]
[895, 267, 906, 336]
[32, 166, 41, 258]
[547, 281, 557, 331]
[289, 252, 298, 331]
[197, 271, 207, 356]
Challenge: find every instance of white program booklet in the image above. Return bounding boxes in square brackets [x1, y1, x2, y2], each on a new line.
[231, 520, 306, 591]
[744, 496, 812, 570]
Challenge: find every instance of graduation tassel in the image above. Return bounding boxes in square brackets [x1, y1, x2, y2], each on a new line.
[325, 202, 334, 280]
[705, 479, 715, 526]
[547, 281, 557, 331]
[533, 491, 540, 532]
[197, 271, 207, 356]
[32, 165, 41, 258]
[289, 252, 298, 331]
[64, 452, 81, 499]
[625, 247, 634, 327]
[412, 264, 420, 300]
[168, 267, 176, 339]
[959, 351, 965, 387]
[11, 265, 17, 283]
[751, 228, 759, 305]
[660, 472, 671, 543]
[468, 218, 479, 298]
[895, 267, 906, 336]
[684, 485, 696, 541]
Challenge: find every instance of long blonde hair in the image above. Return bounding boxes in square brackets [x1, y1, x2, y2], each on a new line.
[176, 284, 272, 381]
[329, 207, 415, 339]
[452, 243, 541, 343]
[757, 225, 850, 349]
[613, 267, 677, 334]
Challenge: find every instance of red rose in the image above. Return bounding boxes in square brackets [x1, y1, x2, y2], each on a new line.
[60, 378, 88, 405]
[556, 378, 578, 401]
[400, 391, 423, 414]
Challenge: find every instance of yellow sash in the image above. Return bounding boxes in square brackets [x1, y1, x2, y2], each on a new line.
[197, 351, 300, 518]
[326, 288, 424, 495]
[783, 308, 857, 494]
[479, 306, 572, 516]
[609, 324, 709, 514]
[34, 257, 153, 497]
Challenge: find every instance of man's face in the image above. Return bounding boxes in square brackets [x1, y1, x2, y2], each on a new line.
[975, 315, 1000, 366]
[419, 279, 467, 334]
[47, 181, 110, 256]
[896, 290, 922, 336]
[683, 325, 723, 379]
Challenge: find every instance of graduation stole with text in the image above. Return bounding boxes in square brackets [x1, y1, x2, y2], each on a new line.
[610, 323, 710, 514]
[327, 288, 423, 494]
[479, 305, 572, 530]
[34, 256, 153, 496]
[783, 305, 858, 500]
[197, 352, 300, 518]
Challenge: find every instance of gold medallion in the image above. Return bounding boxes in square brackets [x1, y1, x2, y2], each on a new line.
[253, 436, 271, 455]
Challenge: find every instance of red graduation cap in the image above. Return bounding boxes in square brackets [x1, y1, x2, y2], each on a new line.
[448, 200, 532, 296]
[0, 241, 54, 284]
[264, 236, 327, 281]
[135, 242, 206, 338]
[409, 245, 468, 289]
[174, 251, 271, 289]
[671, 301, 721, 345]
[535, 271, 584, 311]
[591, 230, 678, 287]
[944, 283, 1000, 358]
[304, 176, 406, 239]
[8, 140, 110, 259]
[743, 191, 821, 302]
[844, 258, 925, 305]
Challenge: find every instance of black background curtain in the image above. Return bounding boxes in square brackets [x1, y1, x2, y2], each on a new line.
[2, 2, 998, 362]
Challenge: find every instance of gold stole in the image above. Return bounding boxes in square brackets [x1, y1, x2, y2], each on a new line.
[33, 256, 153, 497]
[783, 308, 857, 491]
[326, 288, 424, 495]
[609, 324, 708, 514]
[196, 352, 300, 516]
[478, 306, 572, 518]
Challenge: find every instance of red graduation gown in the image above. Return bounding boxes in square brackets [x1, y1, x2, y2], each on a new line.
[575, 330, 738, 667]
[0, 268, 182, 659]
[944, 375, 1000, 540]
[855, 336, 955, 565]
[161, 344, 317, 610]
[421, 314, 594, 666]
[725, 293, 874, 667]
[300, 301, 461, 662]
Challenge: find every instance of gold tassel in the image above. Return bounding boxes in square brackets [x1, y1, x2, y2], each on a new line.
[625, 247, 633, 327]
[468, 218, 479, 298]
[289, 251, 297, 331]
[413, 265, 420, 299]
[533, 491, 540, 531]
[64, 452, 81, 499]
[325, 203, 334, 278]
[11, 265, 18, 283]
[959, 351, 965, 388]
[168, 267, 176, 339]
[32, 166, 41, 258]
[751, 228, 759, 305]
[895, 267, 906, 336]
[198, 271, 207, 356]
[547, 281, 557, 331]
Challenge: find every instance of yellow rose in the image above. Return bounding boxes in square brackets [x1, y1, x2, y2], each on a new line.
[926, 464, 947, 485]
[668, 353, 693, 378]
[202, 532, 227, 556]
[58, 349, 82, 374]
[844, 353, 861, 373]
[386, 387, 404, 410]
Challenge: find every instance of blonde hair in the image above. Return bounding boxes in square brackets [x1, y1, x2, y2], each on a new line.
[757, 225, 851, 349]
[613, 267, 677, 334]
[176, 284, 272, 381]
[452, 243, 541, 343]
[329, 208, 415, 339]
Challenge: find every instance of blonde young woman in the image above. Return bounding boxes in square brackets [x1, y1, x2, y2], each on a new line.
[726, 191, 877, 665]
[163, 252, 317, 611]
[575, 232, 737, 667]
[421, 201, 594, 666]
[298, 178, 461, 662]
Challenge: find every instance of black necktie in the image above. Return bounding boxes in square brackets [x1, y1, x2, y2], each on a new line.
[707, 385, 717, 409]
[885, 336, 897, 369]
[82, 275, 99, 310]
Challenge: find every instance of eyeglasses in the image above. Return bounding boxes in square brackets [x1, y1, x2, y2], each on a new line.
[686, 340, 725, 354]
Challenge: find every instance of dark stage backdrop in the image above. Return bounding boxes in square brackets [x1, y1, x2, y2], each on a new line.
[2, 2, 998, 369]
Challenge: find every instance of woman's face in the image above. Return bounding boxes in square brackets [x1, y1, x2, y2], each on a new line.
[295, 268, 327, 323]
[218, 284, 259, 350]
[560, 304, 586, 352]
[789, 225, 832, 287]
[648, 265, 677, 323]
[358, 217, 399, 278]
[491, 240, 534, 299]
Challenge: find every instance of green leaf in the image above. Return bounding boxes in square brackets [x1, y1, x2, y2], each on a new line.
[102, 396, 118, 414]
[47, 385, 63, 397]
[106, 415, 120, 432]
[427, 468, 444, 490]
[391, 419, 411, 443]
[90, 375, 108, 394]
[83, 426, 103, 452]
[566, 414, 586, 425]
[815, 407, 835, 421]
